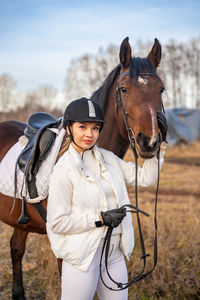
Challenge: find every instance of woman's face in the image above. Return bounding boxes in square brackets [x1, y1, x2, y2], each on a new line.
[67, 121, 101, 152]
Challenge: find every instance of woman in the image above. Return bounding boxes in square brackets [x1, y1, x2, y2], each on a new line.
[46, 97, 167, 300]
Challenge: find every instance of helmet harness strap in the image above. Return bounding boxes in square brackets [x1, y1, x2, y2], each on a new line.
[67, 122, 86, 152]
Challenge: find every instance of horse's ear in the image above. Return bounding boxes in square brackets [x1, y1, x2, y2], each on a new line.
[147, 38, 161, 68]
[119, 37, 132, 69]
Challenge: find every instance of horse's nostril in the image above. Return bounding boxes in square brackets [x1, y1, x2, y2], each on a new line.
[137, 132, 160, 152]
[136, 132, 146, 147]
[137, 132, 143, 140]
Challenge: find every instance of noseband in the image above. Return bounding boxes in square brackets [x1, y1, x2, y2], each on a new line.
[99, 71, 161, 290]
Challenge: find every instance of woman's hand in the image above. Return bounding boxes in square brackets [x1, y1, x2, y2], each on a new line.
[100, 208, 126, 228]
[160, 141, 166, 152]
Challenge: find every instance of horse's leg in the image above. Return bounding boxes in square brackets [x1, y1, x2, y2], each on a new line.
[57, 258, 63, 277]
[10, 228, 28, 300]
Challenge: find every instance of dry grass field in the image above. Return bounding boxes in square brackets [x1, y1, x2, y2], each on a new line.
[0, 142, 200, 300]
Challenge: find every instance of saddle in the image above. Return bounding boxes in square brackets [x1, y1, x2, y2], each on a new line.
[15, 112, 62, 224]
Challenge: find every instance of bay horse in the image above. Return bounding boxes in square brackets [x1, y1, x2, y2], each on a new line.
[0, 37, 164, 299]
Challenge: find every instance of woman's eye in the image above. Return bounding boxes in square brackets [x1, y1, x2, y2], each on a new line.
[80, 125, 86, 129]
[94, 127, 100, 130]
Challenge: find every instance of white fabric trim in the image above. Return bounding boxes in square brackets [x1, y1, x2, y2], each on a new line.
[48, 128, 60, 134]
[18, 135, 29, 147]
[25, 195, 45, 203]
[88, 100, 96, 117]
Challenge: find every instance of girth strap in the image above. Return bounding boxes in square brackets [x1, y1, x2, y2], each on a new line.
[17, 172, 47, 224]
[28, 176, 47, 222]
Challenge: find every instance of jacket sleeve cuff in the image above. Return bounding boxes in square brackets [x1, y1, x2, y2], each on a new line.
[87, 214, 102, 228]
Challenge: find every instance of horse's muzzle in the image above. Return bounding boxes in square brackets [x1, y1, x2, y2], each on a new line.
[136, 132, 160, 159]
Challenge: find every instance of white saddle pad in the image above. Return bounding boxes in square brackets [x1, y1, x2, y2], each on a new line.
[0, 127, 66, 203]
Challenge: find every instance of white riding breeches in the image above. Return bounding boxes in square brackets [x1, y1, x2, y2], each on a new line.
[61, 241, 128, 300]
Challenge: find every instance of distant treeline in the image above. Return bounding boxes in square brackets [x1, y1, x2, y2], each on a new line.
[65, 37, 200, 108]
[0, 37, 200, 122]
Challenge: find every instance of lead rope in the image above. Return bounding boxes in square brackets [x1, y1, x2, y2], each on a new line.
[99, 86, 161, 290]
[99, 150, 160, 290]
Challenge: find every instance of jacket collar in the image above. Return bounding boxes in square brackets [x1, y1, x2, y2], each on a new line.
[68, 144, 106, 171]
[68, 144, 120, 204]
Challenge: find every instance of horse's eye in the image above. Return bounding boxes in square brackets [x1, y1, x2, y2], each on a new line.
[125, 112, 130, 117]
[160, 87, 165, 94]
[120, 87, 127, 94]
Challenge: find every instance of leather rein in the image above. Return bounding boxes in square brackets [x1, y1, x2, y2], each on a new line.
[99, 71, 161, 290]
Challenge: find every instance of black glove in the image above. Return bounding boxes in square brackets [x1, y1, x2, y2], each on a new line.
[101, 207, 126, 228]
[157, 111, 168, 142]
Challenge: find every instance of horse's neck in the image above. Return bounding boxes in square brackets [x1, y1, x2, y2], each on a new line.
[98, 129, 129, 158]
[98, 113, 129, 159]
[97, 82, 129, 158]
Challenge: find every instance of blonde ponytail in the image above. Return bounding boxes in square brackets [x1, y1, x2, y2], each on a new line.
[57, 137, 71, 161]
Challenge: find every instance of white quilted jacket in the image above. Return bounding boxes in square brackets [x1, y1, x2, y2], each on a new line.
[46, 144, 164, 271]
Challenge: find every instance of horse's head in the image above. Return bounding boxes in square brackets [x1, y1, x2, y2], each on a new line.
[116, 37, 165, 158]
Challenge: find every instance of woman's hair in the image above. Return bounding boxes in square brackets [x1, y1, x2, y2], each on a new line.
[57, 120, 74, 161]
[57, 136, 71, 161]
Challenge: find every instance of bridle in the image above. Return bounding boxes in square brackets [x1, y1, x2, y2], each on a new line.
[99, 71, 161, 290]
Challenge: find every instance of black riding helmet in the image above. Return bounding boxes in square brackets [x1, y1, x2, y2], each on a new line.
[63, 98, 104, 147]
[63, 97, 104, 130]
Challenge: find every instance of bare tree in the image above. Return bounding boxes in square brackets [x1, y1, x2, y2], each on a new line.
[188, 38, 200, 107]
[0, 73, 17, 111]
[64, 44, 119, 102]
[23, 84, 57, 115]
[37, 84, 57, 109]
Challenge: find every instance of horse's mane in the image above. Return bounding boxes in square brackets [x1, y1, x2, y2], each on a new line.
[91, 64, 121, 113]
[91, 57, 158, 113]
[129, 57, 158, 78]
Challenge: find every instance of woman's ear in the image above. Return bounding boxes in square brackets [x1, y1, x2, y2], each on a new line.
[66, 125, 70, 135]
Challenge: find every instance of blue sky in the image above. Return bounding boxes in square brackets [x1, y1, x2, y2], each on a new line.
[0, 0, 199, 93]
